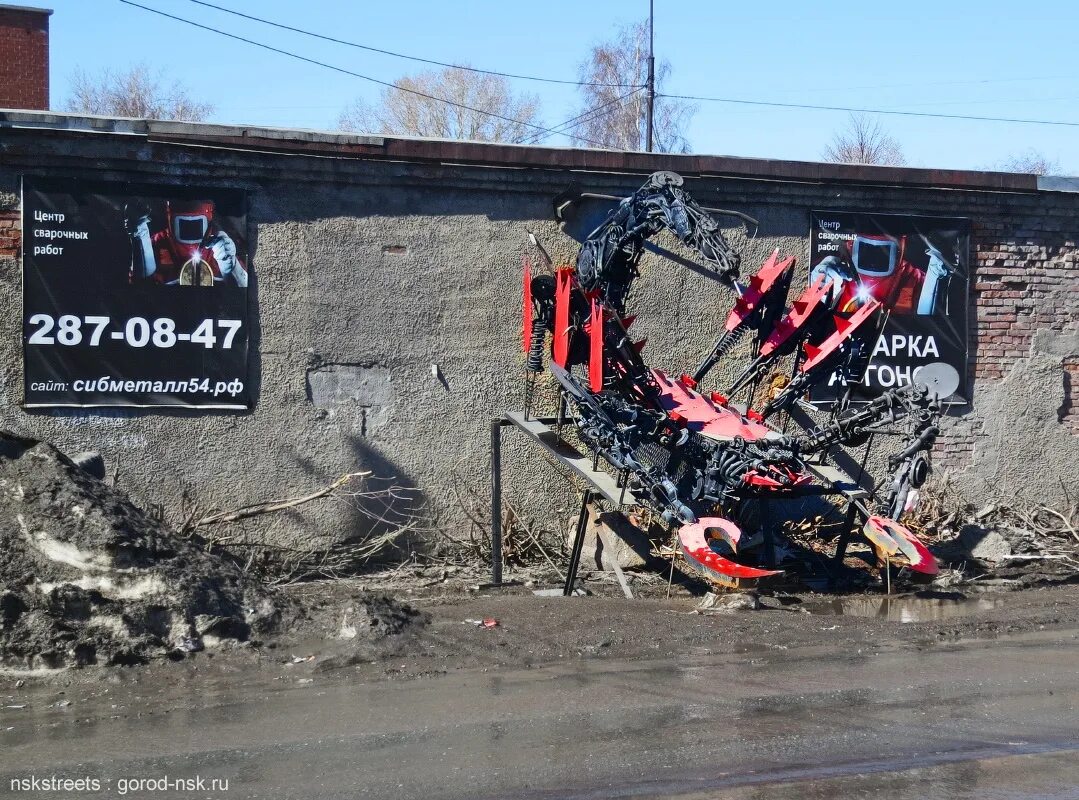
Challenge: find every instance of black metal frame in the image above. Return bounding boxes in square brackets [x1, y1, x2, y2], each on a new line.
[490, 412, 637, 596]
[489, 407, 885, 595]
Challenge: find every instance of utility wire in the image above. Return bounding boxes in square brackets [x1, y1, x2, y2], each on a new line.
[526, 93, 637, 145]
[185, 0, 642, 89]
[659, 92, 1079, 128]
[748, 74, 1079, 98]
[523, 89, 643, 145]
[118, 0, 615, 148]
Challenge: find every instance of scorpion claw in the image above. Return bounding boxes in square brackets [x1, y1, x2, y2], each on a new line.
[863, 516, 939, 577]
[678, 517, 783, 589]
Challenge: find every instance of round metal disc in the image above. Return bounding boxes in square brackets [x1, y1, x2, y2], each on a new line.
[913, 361, 960, 399]
[650, 170, 684, 187]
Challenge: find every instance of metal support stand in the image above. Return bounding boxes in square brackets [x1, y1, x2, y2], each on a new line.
[830, 501, 859, 587]
[761, 525, 777, 568]
[564, 489, 594, 596]
[854, 433, 876, 486]
[489, 411, 639, 591]
[555, 390, 567, 439]
[490, 419, 503, 586]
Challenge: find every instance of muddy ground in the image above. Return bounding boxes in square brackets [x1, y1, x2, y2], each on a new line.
[3, 564, 1077, 691]
[4, 434, 1077, 796]
[4, 569, 1078, 798]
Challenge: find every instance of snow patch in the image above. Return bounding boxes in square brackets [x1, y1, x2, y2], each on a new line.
[18, 516, 113, 572]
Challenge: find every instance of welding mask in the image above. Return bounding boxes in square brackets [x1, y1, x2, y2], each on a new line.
[167, 200, 215, 245]
[851, 235, 898, 277]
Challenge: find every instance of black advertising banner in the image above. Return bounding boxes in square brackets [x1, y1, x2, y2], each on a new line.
[809, 210, 970, 404]
[22, 178, 251, 408]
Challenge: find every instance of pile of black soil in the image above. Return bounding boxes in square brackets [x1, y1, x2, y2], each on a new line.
[344, 594, 427, 638]
[279, 587, 430, 674]
[0, 432, 284, 670]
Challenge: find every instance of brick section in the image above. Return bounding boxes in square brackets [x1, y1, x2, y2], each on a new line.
[933, 219, 1079, 472]
[0, 6, 51, 111]
[971, 222, 1077, 382]
[0, 208, 18, 258]
[1064, 355, 1079, 434]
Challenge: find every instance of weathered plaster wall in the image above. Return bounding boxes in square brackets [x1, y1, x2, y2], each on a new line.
[0, 120, 1075, 554]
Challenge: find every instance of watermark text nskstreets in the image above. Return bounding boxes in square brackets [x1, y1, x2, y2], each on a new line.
[10, 774, 229, 794]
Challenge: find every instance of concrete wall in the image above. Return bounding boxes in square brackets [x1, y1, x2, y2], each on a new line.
[0, 114, 1076, 555]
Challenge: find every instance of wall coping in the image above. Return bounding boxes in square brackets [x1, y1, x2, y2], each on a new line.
[0, 108, 1053, 194]
[0, 4, 52, 16]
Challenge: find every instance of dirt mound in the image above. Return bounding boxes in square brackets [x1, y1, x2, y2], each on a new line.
[340, 594, 427, 638]
[306, 594, 428, 673]
[0, 433, 283, 670]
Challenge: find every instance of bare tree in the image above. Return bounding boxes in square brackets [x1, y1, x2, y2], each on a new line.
[822, 113, 906, 166]
[996, 149, 1061, 175]
[338, 67, 542, 143]
[571, 21, 695, 153]
[65, 64, 213, 121]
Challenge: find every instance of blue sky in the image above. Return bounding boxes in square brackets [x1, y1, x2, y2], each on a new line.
[34, 0, 1079, 172]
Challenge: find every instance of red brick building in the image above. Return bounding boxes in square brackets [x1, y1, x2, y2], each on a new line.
[0, 4, 51, 111]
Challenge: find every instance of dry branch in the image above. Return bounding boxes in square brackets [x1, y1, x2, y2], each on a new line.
[904, 478, 1079, 583]
[180, 470, 426, 584]
[192, 471, 371, 527]
[444, 467, 565, 572]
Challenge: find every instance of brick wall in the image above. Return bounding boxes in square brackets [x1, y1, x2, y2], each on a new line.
[0, 6, 50, 111]
[973, 221, 1077, 381]
[0, 208, 18, 258]
[1064, 355, 1079, 434]
[932, 217, 1079, 472]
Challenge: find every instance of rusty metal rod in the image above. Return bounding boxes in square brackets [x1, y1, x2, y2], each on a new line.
[490, 418, 503, 586]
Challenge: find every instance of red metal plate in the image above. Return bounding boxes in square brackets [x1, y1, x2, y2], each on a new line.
[553, 267, 572, 368]
[679, 518, 784, 581]
[723, 250, 795, 333]
[863, 515, 939, 576]
[760, 274, 831, 358]
[522, 258, 533, 355]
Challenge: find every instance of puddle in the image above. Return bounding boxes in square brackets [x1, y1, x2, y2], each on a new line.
[799, 594, 1002, 624]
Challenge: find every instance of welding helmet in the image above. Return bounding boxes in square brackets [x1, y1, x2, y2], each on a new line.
[166, 199, 215, 245]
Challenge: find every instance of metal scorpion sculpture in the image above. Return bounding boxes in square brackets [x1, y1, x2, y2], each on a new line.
[523, 171, 942, 589]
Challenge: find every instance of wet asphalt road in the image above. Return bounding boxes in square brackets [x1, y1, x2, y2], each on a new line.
[2, 628, 1077, 799]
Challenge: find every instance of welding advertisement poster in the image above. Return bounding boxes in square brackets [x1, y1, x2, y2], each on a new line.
[22, 177, 251, 408]
[808, 210, 970, 404]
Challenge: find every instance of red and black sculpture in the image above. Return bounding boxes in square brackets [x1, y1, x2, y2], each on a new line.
[523, 172, 941, 589]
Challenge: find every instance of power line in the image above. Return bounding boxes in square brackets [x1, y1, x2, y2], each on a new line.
[524, 89, 643, 145]
[527, 92, 639, 145]
[659, 92, 1079, 128]
[745, 74, 1079, 99]
[117, 0, 615, 148]
[185, 0, 641, 90]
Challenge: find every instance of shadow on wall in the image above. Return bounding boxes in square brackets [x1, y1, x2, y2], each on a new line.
[265, 432, 427, 569]
[342, 436, 427, 563]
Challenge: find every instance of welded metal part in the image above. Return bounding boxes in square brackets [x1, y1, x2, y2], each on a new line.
[575, 171, 741, 314]
[863, 515, 939, 576]
[564, 489, 594, 595]
[763, 300, 886, 418]
[490, 419, 503, 586]
[678, 517, 783, 589]
[513, 171, 943, 590]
